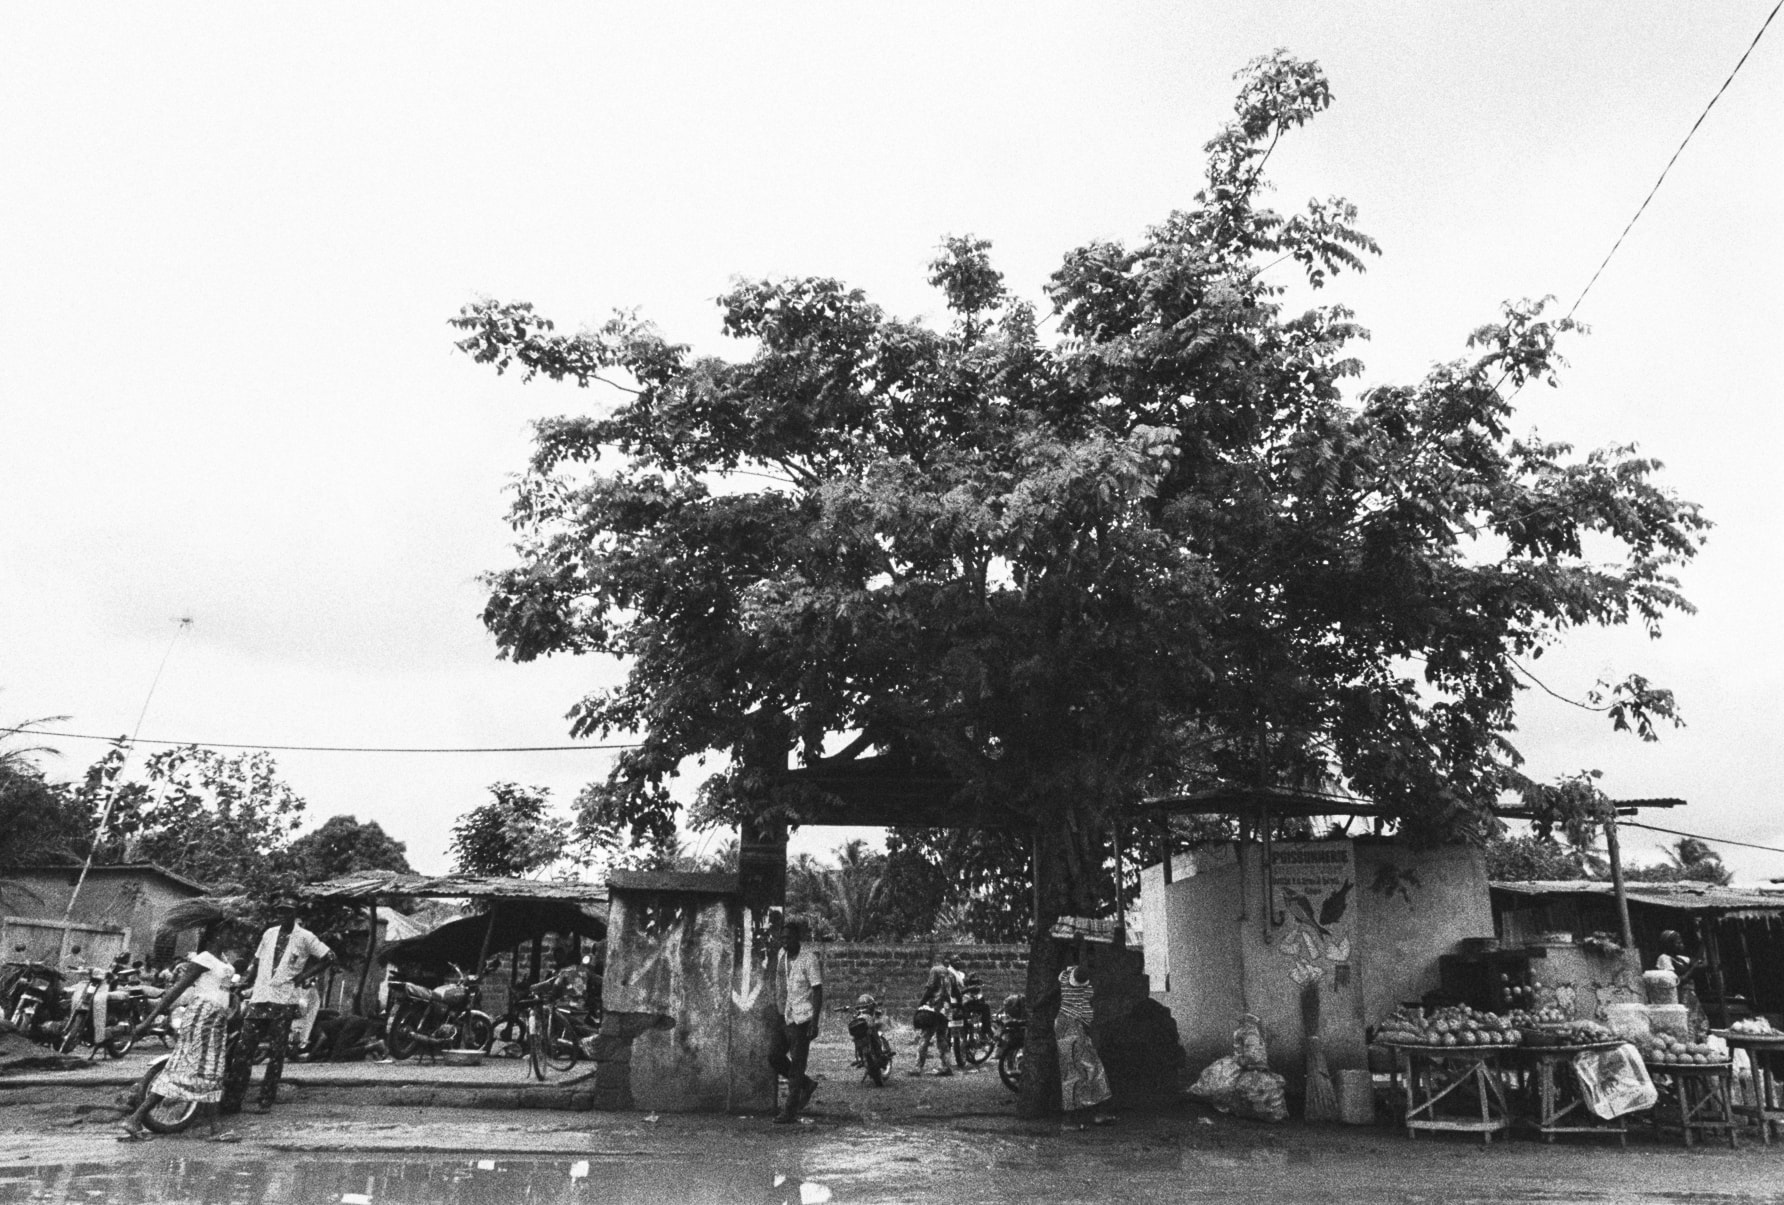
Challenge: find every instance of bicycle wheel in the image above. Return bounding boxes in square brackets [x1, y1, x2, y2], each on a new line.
[543, 1010, 580, 1072]
[527, 1012, 548, 1082]
[136, 1062, 201, 1135]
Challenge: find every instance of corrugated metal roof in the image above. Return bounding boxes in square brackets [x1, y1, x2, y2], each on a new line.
[299, 870, 607, 904]
[1491, 879, 1784, 913]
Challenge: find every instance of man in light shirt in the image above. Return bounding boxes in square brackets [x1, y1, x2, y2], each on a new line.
[224, 894, 335, 1114]
[769, 917, 823, 1123]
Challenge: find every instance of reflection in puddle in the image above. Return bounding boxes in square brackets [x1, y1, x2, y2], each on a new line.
[0, 1158, 834, 1205]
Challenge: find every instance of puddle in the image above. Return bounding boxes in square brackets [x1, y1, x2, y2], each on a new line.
[0, 1158, 837, 1205]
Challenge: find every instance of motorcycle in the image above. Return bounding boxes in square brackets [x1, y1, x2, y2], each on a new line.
[995, 993, 1027, 1093]
[2, 959, 64, 1040]
[952, 973, 997, 1068]
[384, 961, 493, 1059]
[841, 995, 894, 1087]
[55, 963, 131, 1057]
[97, 958, 170, 1058]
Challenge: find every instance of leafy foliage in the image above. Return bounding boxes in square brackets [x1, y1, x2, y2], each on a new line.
[447, 783, 570, 878]
[285, 815, 413, 883]
[452, 50, 1707, 936]
[77, 742, 308, 896]
[0, 719, 90, 864]
[1625, 837, 1731, 886]
[1483, 833, 1601, 882]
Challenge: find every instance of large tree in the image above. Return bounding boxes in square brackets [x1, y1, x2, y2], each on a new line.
[447, 783, 569, 879]
[453, 52, 1705, 1113]
[285, 815, 414, 883]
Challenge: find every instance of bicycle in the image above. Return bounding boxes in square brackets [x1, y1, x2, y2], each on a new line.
[515, 983, 584, 1081]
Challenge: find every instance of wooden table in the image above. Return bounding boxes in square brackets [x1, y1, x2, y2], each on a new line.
[1712, 1031, 1784, 1145]
[1504, 1042, 1630, 1144]
[1645, 1060, 1737, 1148]
[1379, 1044, 1513, 1143]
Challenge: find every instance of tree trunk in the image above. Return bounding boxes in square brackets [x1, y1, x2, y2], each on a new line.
[1017, 817, 1101, 1120]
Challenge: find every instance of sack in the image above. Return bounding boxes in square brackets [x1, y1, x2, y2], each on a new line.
[1188, 1054, 1242, 1112]
[1231, 1068, 1289, 1122]
[1573, 1043, 1658, 1119]
[1232, 1013, 1270, 1070]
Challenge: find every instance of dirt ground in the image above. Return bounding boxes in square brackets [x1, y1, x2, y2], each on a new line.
[3, 1033, 1783, 1204]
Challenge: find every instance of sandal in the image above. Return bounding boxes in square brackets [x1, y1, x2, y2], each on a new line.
[206, 1131, 242, 1144]
[117, 1128, 153, 1143]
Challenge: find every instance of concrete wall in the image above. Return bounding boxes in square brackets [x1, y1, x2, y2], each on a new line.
[601, 887, 776, 1113]
[1146, 839, 1496, 1088]
[0, 867, 201, 963]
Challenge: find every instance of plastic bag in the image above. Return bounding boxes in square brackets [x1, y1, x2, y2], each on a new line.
[1573, 1043, 1658, 1119]
[1188, 1054, 1242, 1112]
[1232, 1013, 1270, 1069]
[1231, 1068, 1289, 1122]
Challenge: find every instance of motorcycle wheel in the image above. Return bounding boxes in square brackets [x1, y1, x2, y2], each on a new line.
[962, 1019, 997, 1067]
[104, 1029, 137, 1059]
[386, 1021, 419, 1061]
[457, 1011, 493, 1051]
[136, 1061, 200, 1135]
[998, 1045, 1024, 1093]
[865, 1038, 890, 1087]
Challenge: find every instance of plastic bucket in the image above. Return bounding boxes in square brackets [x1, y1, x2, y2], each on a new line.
[1337, 1069, 1375, 1124]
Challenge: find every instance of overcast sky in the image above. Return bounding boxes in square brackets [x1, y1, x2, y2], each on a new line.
[3, 4, 1780, 881]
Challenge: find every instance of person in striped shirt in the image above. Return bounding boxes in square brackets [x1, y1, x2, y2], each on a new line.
[1038, 955, 1113, 1128]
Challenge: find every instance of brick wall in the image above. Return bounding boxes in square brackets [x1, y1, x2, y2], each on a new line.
[813, 942, 1029, 1018]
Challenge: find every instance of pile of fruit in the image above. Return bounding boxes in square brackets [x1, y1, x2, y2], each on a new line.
[1504, 1006, 1569, 1028]
[1729, 1018, 1780, 1037]
[1374, 1005, 1520, 1048]
[1519, 1019, 1615, 1048]
[1637, 1033, 1729, 1066]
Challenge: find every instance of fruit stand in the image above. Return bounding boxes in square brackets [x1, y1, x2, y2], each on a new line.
[1716, 1020, 1784, 1145]
[1374, 1006, 1519, 1142]
[1504, 1018, 1631, 1144]
[1635, 1033, 1737, 1148]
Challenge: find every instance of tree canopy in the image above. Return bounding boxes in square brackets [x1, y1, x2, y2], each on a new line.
[453, 51, 1706, 934]
[286, 815, 414, 883]
[447, 783, 569, 878]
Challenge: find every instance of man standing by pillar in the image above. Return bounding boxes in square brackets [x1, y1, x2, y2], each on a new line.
[770, 917, 822, 1124]
[227, 894, 335, 1114]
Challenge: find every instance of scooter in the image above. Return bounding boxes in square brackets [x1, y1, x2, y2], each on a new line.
[2, 959, 64, 1040]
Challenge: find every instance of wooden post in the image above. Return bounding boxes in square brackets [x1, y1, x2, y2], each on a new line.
[474, 904, 499, 977]
[1113, 814, 1126, 948]
[354, 898, 378, 1017]
[1604, 812, 1636, 953]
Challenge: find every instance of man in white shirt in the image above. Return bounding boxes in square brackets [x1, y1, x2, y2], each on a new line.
[769, 917, 823, 1123]
[225, 895, 335, 1114]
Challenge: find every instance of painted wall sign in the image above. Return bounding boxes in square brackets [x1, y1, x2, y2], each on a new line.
[1269, 842, 1357, 986]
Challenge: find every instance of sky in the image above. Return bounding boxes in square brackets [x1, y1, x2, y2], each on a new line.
[3, 4, 1780, 882]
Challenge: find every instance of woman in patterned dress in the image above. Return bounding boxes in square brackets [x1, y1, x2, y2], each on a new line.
[1047, 958, 1114, 1128]
[119, 926, 245, 1142]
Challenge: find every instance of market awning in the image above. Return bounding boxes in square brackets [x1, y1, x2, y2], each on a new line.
[300, 870, 608, 905]
[380, 902, 605, 971]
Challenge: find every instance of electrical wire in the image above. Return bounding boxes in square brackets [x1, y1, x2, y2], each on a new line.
[0, 724, 641, 755]
[1620, 819, 1784, 860]
[1564, 0, 1783, 322]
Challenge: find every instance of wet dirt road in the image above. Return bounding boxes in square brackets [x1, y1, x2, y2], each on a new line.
[4, 1036, 1783, 1204]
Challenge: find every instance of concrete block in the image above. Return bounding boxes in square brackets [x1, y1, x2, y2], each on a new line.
[586, 1035, 632, 1062]
[594, 1061, 631, 1090]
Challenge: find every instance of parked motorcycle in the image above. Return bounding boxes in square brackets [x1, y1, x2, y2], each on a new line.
[841, 995, 894, 1087]
[2, 959, 64, 1039]
[54, 963, 131, 1057]
[98, 957, 169, 1057]
[953, 973, 997, 1068]
[995, 993, 1027, 1093]
[384, 961, 493, 1059]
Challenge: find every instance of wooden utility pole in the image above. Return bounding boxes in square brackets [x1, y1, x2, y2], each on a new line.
[1604, 811, 1636, 953]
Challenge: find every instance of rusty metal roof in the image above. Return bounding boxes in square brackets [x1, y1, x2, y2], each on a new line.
[1491, 879, 1784, 915]
[298, 869, 607, 904]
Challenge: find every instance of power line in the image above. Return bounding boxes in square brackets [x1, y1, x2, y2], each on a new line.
[0, 724, 641, 755]
[1564, 0, 1783, 322]
[1621, 819, 1784, 859]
